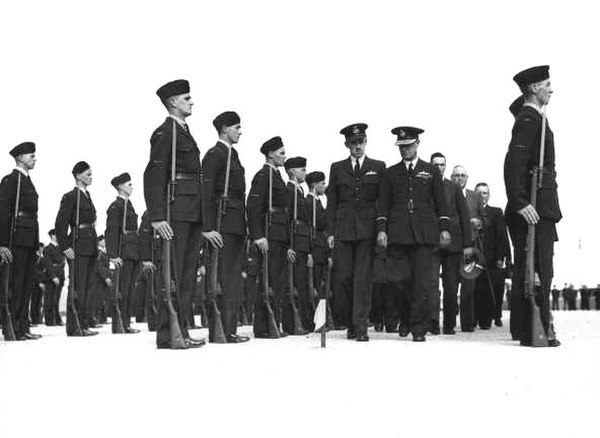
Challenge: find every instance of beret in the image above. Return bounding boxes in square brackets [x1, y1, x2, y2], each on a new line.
[305, 171, 325, 185]
[156, 79, 190, 100]
[212, 111, 240, 131]
[513, 65, 549, 89]
[72, 161, 90, 176]
[260, 136, 284, 155]
[9, 141, 35, 157]
[110, 172, 131, 188]
[284, 156, 307, 170]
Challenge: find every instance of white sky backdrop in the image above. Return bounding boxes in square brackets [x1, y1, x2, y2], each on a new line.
[1, 0, 597, 287]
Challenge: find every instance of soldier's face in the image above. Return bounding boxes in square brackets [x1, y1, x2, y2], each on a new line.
[451, 167, 468, 189]
[294, 167, 307, 183]
[119, 181, 133, 197]
[399, 141, 418, 161]
[18, 153, 37, 170]
[172, 93, 193, 117]
[346, 137, 367, 158]
[533, 79, 553, 106]
[475, 185, 490, 204]
[431, 157, 446, 176]
[314, 180, 326, 195]
[271, 147, 286, 167]
[224, 124, 242, 144]
[77, 169, 93, 187]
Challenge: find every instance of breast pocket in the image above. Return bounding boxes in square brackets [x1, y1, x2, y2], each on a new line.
[362, 174, 380, 200]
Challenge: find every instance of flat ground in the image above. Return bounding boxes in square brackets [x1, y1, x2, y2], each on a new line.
[1, 311, 599, 438]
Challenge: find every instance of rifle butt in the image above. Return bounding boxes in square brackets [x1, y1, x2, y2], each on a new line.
[208, 301, 227, 343]
[166, 299, 187, 349]
[530, 296, 549, 347]
[112, 307, 125, 334]
[1, 265, 16, 340]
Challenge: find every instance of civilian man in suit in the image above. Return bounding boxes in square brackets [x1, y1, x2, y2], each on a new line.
[201, 111, 249, 343]
[143, 79, 205, 349]
[42, 229, 66, 326]
[55, 161, 99, 336]
[0, 142, 42, 340]
[504, 65, 561, 347]
[429, 152, 473, 335]
[105, 172, 140, 333]
[451, 164, 485, 332]
[326, 123, 386, 342]
[377, 127, 451, 342]
[473, 182, 510, 328]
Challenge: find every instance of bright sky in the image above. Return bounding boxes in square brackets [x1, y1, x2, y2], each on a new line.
[1, 0, 597, 287]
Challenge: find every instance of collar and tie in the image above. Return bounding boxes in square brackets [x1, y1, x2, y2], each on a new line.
[354, 160, 360, 176]
[408, 162, 414, 176]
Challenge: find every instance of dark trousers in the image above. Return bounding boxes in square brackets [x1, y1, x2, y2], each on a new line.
[370, 282, 399, 330]
[117, 259, 137, 328]
[436, 251, 462, 330]
[474, 265, 503, 327]
[243, 275, 259, 324]
[156, 256, 191, 346]
[508, 217, 556, 344]
[67, 255, 96, 333]
[30, 283, 44, 325]
[387, 244, 433, 336]
[295, 251, 313, 331]
[216, 233, 244, 336]
[44, 278, 64, 325]
[172, 221, 200, 331]
[332, 239, 374, 335]
[12, 246, 36, 336]
[459, 277, 476, 330]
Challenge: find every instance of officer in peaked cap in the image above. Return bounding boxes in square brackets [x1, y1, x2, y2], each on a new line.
[0, 142, 41, 340]
[504, 65, 561, 347]
[325, 123, 386, 342]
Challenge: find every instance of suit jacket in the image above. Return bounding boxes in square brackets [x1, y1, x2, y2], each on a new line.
[0, 170, 39, 248]
[465, 188, 486, 242]
[42, 243, 66, 280]
[326, 156, 386, 241]
[286, 182, 310, 252]
[55, 188, 98, 257]
[504, 104, 561, 222]
[201, 141, 246, 235]
[144, 117, 202, 224]
[376, 159, 449, 246]
[479, 205, 510, 264]
[442, 178, 472, 253]
[247, 164, 289, 242]
[105, 197, 139, 260]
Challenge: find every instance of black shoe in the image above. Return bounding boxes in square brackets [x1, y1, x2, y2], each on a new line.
[461, 326, 474, 333]
[412, 334, 426, 342]
[24, 332, 42, 340]
[226, 334, 250, 343]
[83, 329, 99, 336]
[548, 338, 561, 347]
[15, 334, 28, 341]
[374, 322, 384, 332]
[356, 333, 369, 342]
[385, 325, 399, 333]
[89, 323, 103, 329]
[479, 325, 491, 330]
[398, 326, 409, 337]
[124, 327, 140, 334]
[185, 336, 207, 347]
[184, 339, 205, 348]
[56, 320, 65, 326]
[494, 318, 503, 327]
[443, 327, 456, 335]
[429, 326, 441, 335]
[347, 328, 356, 340]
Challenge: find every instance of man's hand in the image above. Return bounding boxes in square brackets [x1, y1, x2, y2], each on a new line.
[151, 220, 173, 240]
[470, 218, 483, 231]
[141, 261, 155, 271]
[255, 237, 268, 255]
[517, 204, 539, 225]
[0, 246, 13, 263]
[39, 283, 46, 292]
[463, 246, 474, 259]
[105, 278, 113, 287]
[63, 248, 75, 260]
[52, 277, 60, 286]
[496, 260, 504, 269]
[287, 249, 296, 263]
[202, 230, 223, 248]
[327, 235, 335, 249]
[198, 265, 206, 276]
[307, 254, 314, 268]
[377, 231, 388, 248]
[439, 231, 451, 247]
[110, 257, 123, 268]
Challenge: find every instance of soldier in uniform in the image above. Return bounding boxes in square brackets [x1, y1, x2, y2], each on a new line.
[42, 229, 66, 326]
[143, 79, 204, 348]
[326, 123, 386, 342]
[473, 183, 511, 328]
[138, 210, 160, 332]
[376, 127, 450, 342]
[0, 142, 42, 340]
[105, 172, 140, 333]
[429, 152, 473, 335]
[55, 161, 99, 336]
[30, 243, 46, 326]
[306, 172, 328, 309]
[504, 65, 561, 347]
[201, 111, 249, 343]
[93, 235, 112, 325]
[247, 136, 294, 337]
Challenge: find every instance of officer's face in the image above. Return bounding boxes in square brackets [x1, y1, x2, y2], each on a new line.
[294, 167, 307, 183]
[119, 181, 133, 197]
[270, 147, 286, 167]
[314, 180, 327, 195]
[398, 141, 419, 161]
[171, 93, 194, 117]
[475, 185, 490, 204]
[346, 137, 367, 158]
[77, 169, 93, 187]
[431, 157, 446, 176]
[224, 123, 242, 144]
[533, 79, 553, 106]
[17, 153, 37, 170]
[451, 167, 468, 189]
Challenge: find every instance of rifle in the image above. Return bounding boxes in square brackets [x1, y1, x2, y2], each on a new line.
[324, 256, 335, 330]
[307, 195, 317, 320]
[146, 234, 158, 331]
[525, 107, 549, 347]
[66, 189, 84, 336]
[110, 202, 127, 334]
[161, 119, 187, 349]
[1, 173, 21, 340]
[206, 143, 231, 343]
[286, 184, 306, 334]
[475, 234, 496, 310]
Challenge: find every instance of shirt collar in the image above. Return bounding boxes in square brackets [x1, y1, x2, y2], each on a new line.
[265, 162, 278, 171]
[403, 156, 419, 169]
[118, 194, 128, 201]
[523, 102, 543, 114]
[169, 114, 187, 127]
[14, 166, 28, 176]
[350, 155, 365, 167]
[218, 139, 231, 148]
[75, 185, 88, 195]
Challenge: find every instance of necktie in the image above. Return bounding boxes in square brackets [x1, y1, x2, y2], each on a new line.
[354, 160, 360, 176]
[408, 163, 414, 176]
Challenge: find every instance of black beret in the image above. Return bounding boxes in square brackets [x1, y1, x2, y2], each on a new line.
[213, 111, 240, 131]
[392, 126, 424, 145]
[305, 171, 325, 185]
[111, 172, 131, 188]
[513, 65, 550, 90]
[156, 79, 190, 100]
[48, 229, 56, 236]
[284, 157, 307, 170]
[72, 161, 91, 176]
[260, 136, 284, 155]
[9, 142, 36, 157]
[340, 123, 368, 141]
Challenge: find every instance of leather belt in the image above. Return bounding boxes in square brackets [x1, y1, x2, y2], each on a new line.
[78, 223, 95, 229]
[175, 172, 199, 181]
[17, 211, 36, 218]
[271, 207, 286, 213]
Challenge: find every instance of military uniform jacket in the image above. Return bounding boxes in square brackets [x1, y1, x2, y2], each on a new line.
[55, 188, 98, 257]
[247, 164, 289, 243]
[480, 205, 510, 264]
[201, 142, 246, 235]
[504, 104, 562, 222]
[0, 170, 39, 248]
[286, 182, 310, 253]
[376, 159, 449, 246]
[307, 193, 328, 254]
[42, 243, 66, 280]
[144, 117, 202, 224]
[95, 250, 111, 283]
[138, 211, 162, 263]
[105, 197, 139, 261]
[442, 178, 472, 253]
[326, 156, 386, 241]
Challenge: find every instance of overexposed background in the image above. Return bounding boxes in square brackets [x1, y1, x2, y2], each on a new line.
[1, 0, 596, 287]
